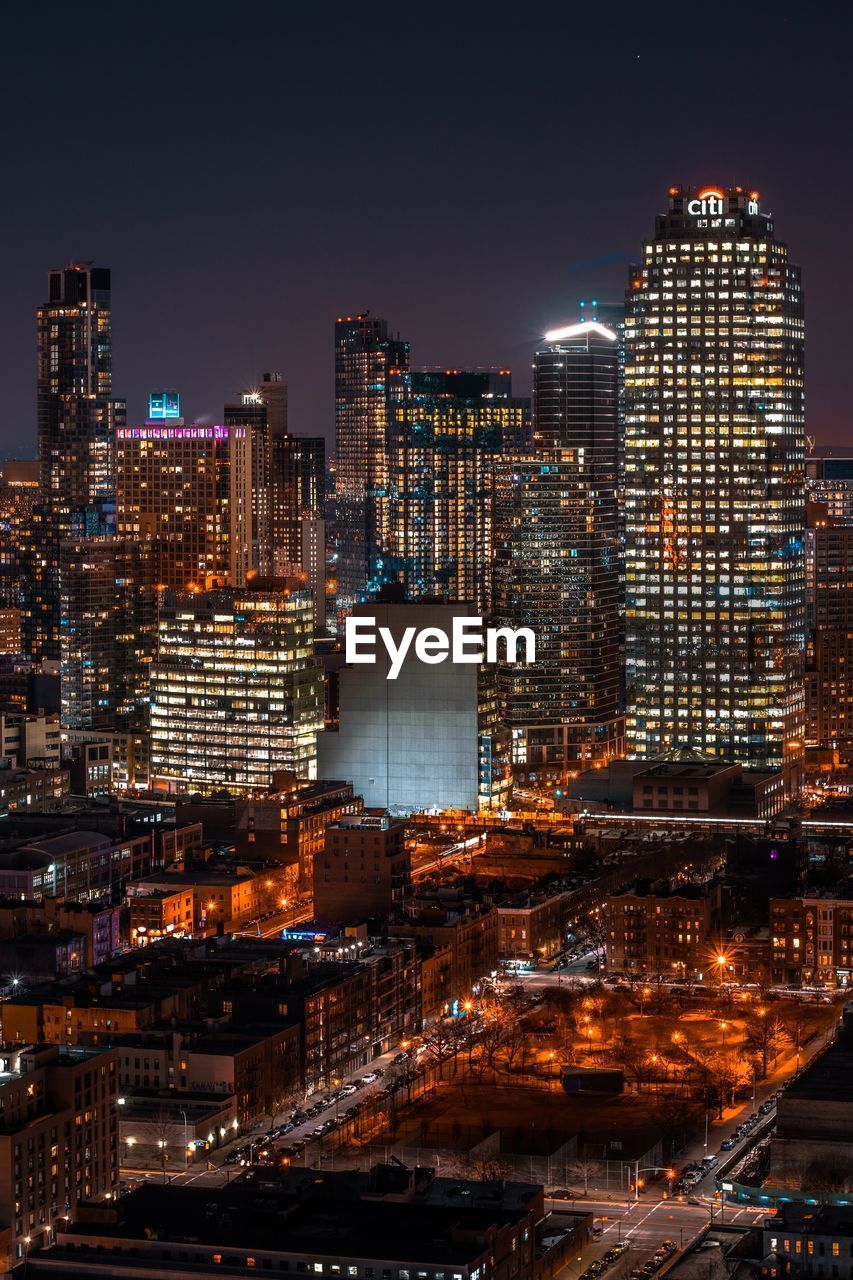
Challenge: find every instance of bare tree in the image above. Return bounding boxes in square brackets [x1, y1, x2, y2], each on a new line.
[502, 1021, 526, 1074]
[151, 1107, 183, 1181]
[743, 1011, 786, 1078]
[468, 1154, 513, 1182]
[569, 1154, 601, 1196]
[420, 1023, 456, 1080]
[653, 1096, 696, 1158]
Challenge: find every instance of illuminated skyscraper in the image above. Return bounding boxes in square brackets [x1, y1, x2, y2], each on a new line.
[386, 369, 524, 611]
[34, 264, 124, 657]
[116, 423, 252, 588]
[59, 537, 154, 740]
[806, 451, 853, 525]
[496, 323, 623, 772]
[623, 185, 805, 789]
[37, 263, 124, 519]
[334, 314, 409, 616]
[150, 582, 324, 792]
[804, 459, 853, 746]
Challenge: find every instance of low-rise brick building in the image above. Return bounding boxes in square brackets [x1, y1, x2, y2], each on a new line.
[604, 882, 724, 980]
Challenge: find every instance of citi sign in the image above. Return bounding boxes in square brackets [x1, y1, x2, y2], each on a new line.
[685, 188, 759, 217]
[686, 188, 726, 216]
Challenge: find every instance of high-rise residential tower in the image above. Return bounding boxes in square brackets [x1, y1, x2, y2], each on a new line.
[59, 537, 154, 740]
[34, 264, 125, 658]
[496, 322, 623, 772]
[623, 186, 805, 791]
[116, 422, 252, 588]
[804, 457, 853, 748]
[37, 263, 124, 520]
[386, 369, 524, 611]
[334, 314, 409, 617]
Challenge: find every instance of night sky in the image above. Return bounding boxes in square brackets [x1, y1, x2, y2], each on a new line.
[2, 2, 851, 454]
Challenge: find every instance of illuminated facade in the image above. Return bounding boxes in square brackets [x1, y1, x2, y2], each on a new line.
[37, 264, 124, 518]
[386, 369, 524, 611]
[806, 452, 853, 524]
[0, 462, 40, 656]
[334, 314, 409, 616]
[150, 583, 324, 793]
[805, 500, 853, 746]
[116, 424, 253, 588]
[496, 323, 623, 771]
[623, 186, 805, 790]
[59, 538, 155, 738]
[35, 264, 124, 658]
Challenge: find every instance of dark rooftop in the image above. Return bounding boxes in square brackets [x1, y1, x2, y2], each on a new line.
[63, 1168, 542, 1263]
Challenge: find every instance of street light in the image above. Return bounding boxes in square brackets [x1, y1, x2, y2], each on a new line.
[179, 1108, 189, 1169]
[631, 1163, 676, 1203]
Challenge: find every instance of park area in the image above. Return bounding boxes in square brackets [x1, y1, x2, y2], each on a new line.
[332, 980, 842, 1187]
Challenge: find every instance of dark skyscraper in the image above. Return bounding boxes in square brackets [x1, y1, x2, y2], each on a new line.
[59, 537, 154, 751]
[386, 369, 523, 611]
[34, 264, 125, 659]
[496, 321, 623, 773]
[804, 459, 853, 748]
[334, 314, 409, 618]
[623, 186, 805, 793]
[37, 263, 124, 520]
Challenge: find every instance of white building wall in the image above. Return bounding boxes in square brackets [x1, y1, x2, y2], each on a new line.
[320, 602, 480, 813]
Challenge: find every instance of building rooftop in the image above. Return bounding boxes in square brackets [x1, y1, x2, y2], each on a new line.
[134, 868, 255, 887]
[782, 1041, 853, 1104]
[20, 830, 112, 855]
[63, 1168, 541, 1262]
[768, 1202, 853, 1236]
[635, 761, 738, 780]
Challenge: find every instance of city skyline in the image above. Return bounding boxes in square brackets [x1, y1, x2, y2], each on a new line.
[0, 9, 851, 1275]
[0, 7, 850, 454]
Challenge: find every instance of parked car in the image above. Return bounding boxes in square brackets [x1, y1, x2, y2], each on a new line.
[720, 1138, 736, 1150]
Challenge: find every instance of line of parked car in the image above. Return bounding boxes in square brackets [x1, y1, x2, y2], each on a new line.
[719, 1092, 779, 1151]
[627, 1240, 678, 1279]
[673, 1155, 718, 1195]
[226, 1069, 388, 1166]
[578, 1241, 628, 1280]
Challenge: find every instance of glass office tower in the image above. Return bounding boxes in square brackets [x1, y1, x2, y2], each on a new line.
[386, 369, 524, 612]
[623, 186, 805, 793]
[496, 321, 623, 773]
[334, 315, 409, 617]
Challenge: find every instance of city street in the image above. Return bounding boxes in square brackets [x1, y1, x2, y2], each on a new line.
[121, 1044, 404, 1189]
[549, 1191, 762, 1242]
